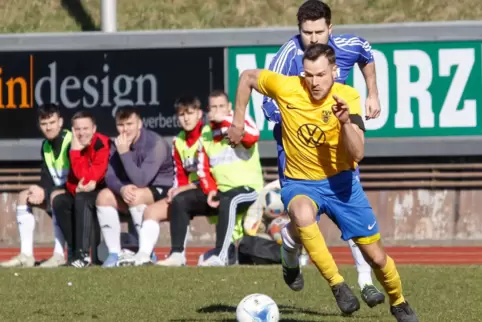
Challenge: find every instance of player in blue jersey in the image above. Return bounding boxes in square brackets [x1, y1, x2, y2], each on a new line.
[262, 0, 385, 309]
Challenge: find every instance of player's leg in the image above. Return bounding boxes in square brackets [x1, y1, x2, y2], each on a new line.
[281, 180, 360, 315]
[39, 189, 70, 267]
[50, 192, 75, 264]
[95, 188, 128, 267]
[346, 239, 384, 306]
[69, 190, 100, 267]
[0, 189, 36, 267]
[118, 195, 170, 266]
[327, 171, 418, 322]
[157, 188, 210, 266]
[199, 187, 258, 267]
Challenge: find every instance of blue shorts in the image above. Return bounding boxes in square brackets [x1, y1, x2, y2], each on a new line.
[280, 170, 378, 242]
[274, 123, 360, 188]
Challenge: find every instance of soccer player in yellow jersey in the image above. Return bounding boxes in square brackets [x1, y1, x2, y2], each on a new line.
[226, 44, 418, 322]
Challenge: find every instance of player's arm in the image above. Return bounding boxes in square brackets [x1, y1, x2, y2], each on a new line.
[218, 114, 260, 148]
[232, 69, 286, 130]
[104, 148, 125, 195]
[262, 43, 297, 123]
[69, 136, 110, 183]
[355, 36, 378, 98]
[172, 137, 190, 188]
[196, 140, 218, 195]
[334, 93, 366, 162]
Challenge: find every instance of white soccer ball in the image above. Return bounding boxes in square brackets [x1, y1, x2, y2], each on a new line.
[263, 189, 285, 219]
[236, 293, 280, 322]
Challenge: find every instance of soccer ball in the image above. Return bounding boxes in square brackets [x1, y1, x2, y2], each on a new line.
[267, 215, 291, 245]
[263, 189, 285, 219]
[236, 293, 279, 322]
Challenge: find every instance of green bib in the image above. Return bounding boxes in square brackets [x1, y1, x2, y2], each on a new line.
[174, 125, 211, 185]
[42, 130, 72, 187]
[200, 127, 264, 193]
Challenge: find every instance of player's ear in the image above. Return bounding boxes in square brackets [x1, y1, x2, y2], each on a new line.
[58, 117, 64, 128]
[332, 64, 338, 79]
[328, 24, 333, 35]
[228, 102, 233, 111]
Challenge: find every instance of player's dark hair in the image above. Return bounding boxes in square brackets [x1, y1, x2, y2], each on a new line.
[115, 106, 140, 120]
[303, 44, 336, 65]
[174, 95, 201, 113]
[71, 110, 96, 125]
[37, 103, 61, 120]
[208, 89, 229, 101]
[297, 0, 332, 27]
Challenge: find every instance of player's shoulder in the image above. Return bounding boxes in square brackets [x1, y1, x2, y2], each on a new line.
[333, 82, 360, 99]
[330, 33, 370, 49]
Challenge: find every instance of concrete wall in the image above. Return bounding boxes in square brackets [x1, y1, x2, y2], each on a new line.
[1, 189, 481, 247]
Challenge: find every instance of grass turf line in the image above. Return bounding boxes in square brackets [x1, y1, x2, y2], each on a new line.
[0, 265, 481, 321]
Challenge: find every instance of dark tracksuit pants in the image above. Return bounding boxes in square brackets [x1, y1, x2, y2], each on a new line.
[52, 190, 100, 260]
[169, 186, 258, 263]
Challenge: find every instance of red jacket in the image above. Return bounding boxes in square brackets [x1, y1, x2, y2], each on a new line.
[66, 132, 110, 195]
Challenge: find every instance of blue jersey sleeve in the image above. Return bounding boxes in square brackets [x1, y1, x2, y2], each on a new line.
[355, 36, 374, 65]
[262, 41, 298, 123]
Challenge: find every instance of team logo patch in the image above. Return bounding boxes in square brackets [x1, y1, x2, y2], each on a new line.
[322, 110, 332, 123]
[297, 123, 326, 148]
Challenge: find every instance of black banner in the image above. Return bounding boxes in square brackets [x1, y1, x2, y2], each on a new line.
[0, 47, 224, 139]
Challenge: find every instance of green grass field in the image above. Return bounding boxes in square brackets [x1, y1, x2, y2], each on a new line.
[1, 0, 481, 33]
[1, 265, 481, 321]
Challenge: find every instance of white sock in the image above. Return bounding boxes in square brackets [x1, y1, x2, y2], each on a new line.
[52, 212, 65, 256]
[97, 206, 121, 254]
[129, 204, 147, 236]
[16, 206, 35, 256]
[281, 225, 301, 268]
[138, 219, 160, 255]
[348, 239, 373, 289]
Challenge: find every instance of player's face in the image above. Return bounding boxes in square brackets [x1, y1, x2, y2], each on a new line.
[303, 56, 338, 101]
[208, 95, 231, 121]
[39, 114, 63, 140]
[116, 114, 142, 142]
[178, 107, 202, 132]
[73, 117, 96, 146]
[299, 19, 332, 48]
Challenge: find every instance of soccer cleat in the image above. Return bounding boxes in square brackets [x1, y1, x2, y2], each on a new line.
[0, 253, 35, 268]
[69, 250, 92, 268]
[331, 282, 361, 315]
[390, 301, 419, 322]
[155, 252, 186, 267]
[198, 255, 225, 267]
[361, 284, 385, 308]
[39, 253, 66, 268]
[117, 252, 152, 267]
[281, 247, 304, 291]
[102, 253, 119, 267]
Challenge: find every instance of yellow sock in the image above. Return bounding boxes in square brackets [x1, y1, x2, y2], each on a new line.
[298, 222, 344, 287]
[373, 256, 405, 306]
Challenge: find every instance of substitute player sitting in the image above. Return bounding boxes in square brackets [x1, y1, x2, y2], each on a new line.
[226, 44, 418, 322]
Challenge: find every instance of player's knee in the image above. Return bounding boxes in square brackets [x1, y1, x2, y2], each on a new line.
[369, 250, 387, 269]
[96, 188, 116, 207]
[51, 193, 65, 211]
[144, 202, 168, 222]
[17, 189, 30, 205]
[287, 197, 317, 227]
[170, 192, 188, 211]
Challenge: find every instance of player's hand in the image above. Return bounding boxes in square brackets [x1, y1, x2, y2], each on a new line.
[167, 187, 178, 203]
[115, 133, 131, 155]
[76, 178, 86, 192]
[207, 190, 220, 208]
[331, 95, 350, 124]
[70, 127, 86, 151]
[208, 111, 226, 123]
[226, 124, 245, 148]
[27, 185, 45, 205]
[120, 184, 137, 204]
[82, 180, 96, 193]
[365, 95, 381, 120]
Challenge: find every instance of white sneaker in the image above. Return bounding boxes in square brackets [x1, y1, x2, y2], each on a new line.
[39, 253, 66, 267]
[117, 252, 151, 267]
[155, 252, 186, 267]
[198, 255, 225, 267]
[0, 253, 35, 268]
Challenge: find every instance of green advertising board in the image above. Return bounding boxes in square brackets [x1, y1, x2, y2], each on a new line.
[227, 42, 482, 140]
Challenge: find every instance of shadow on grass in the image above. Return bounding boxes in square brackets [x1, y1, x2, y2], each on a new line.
[189, 303, 352, 321]
[61, 0, 99, 31]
